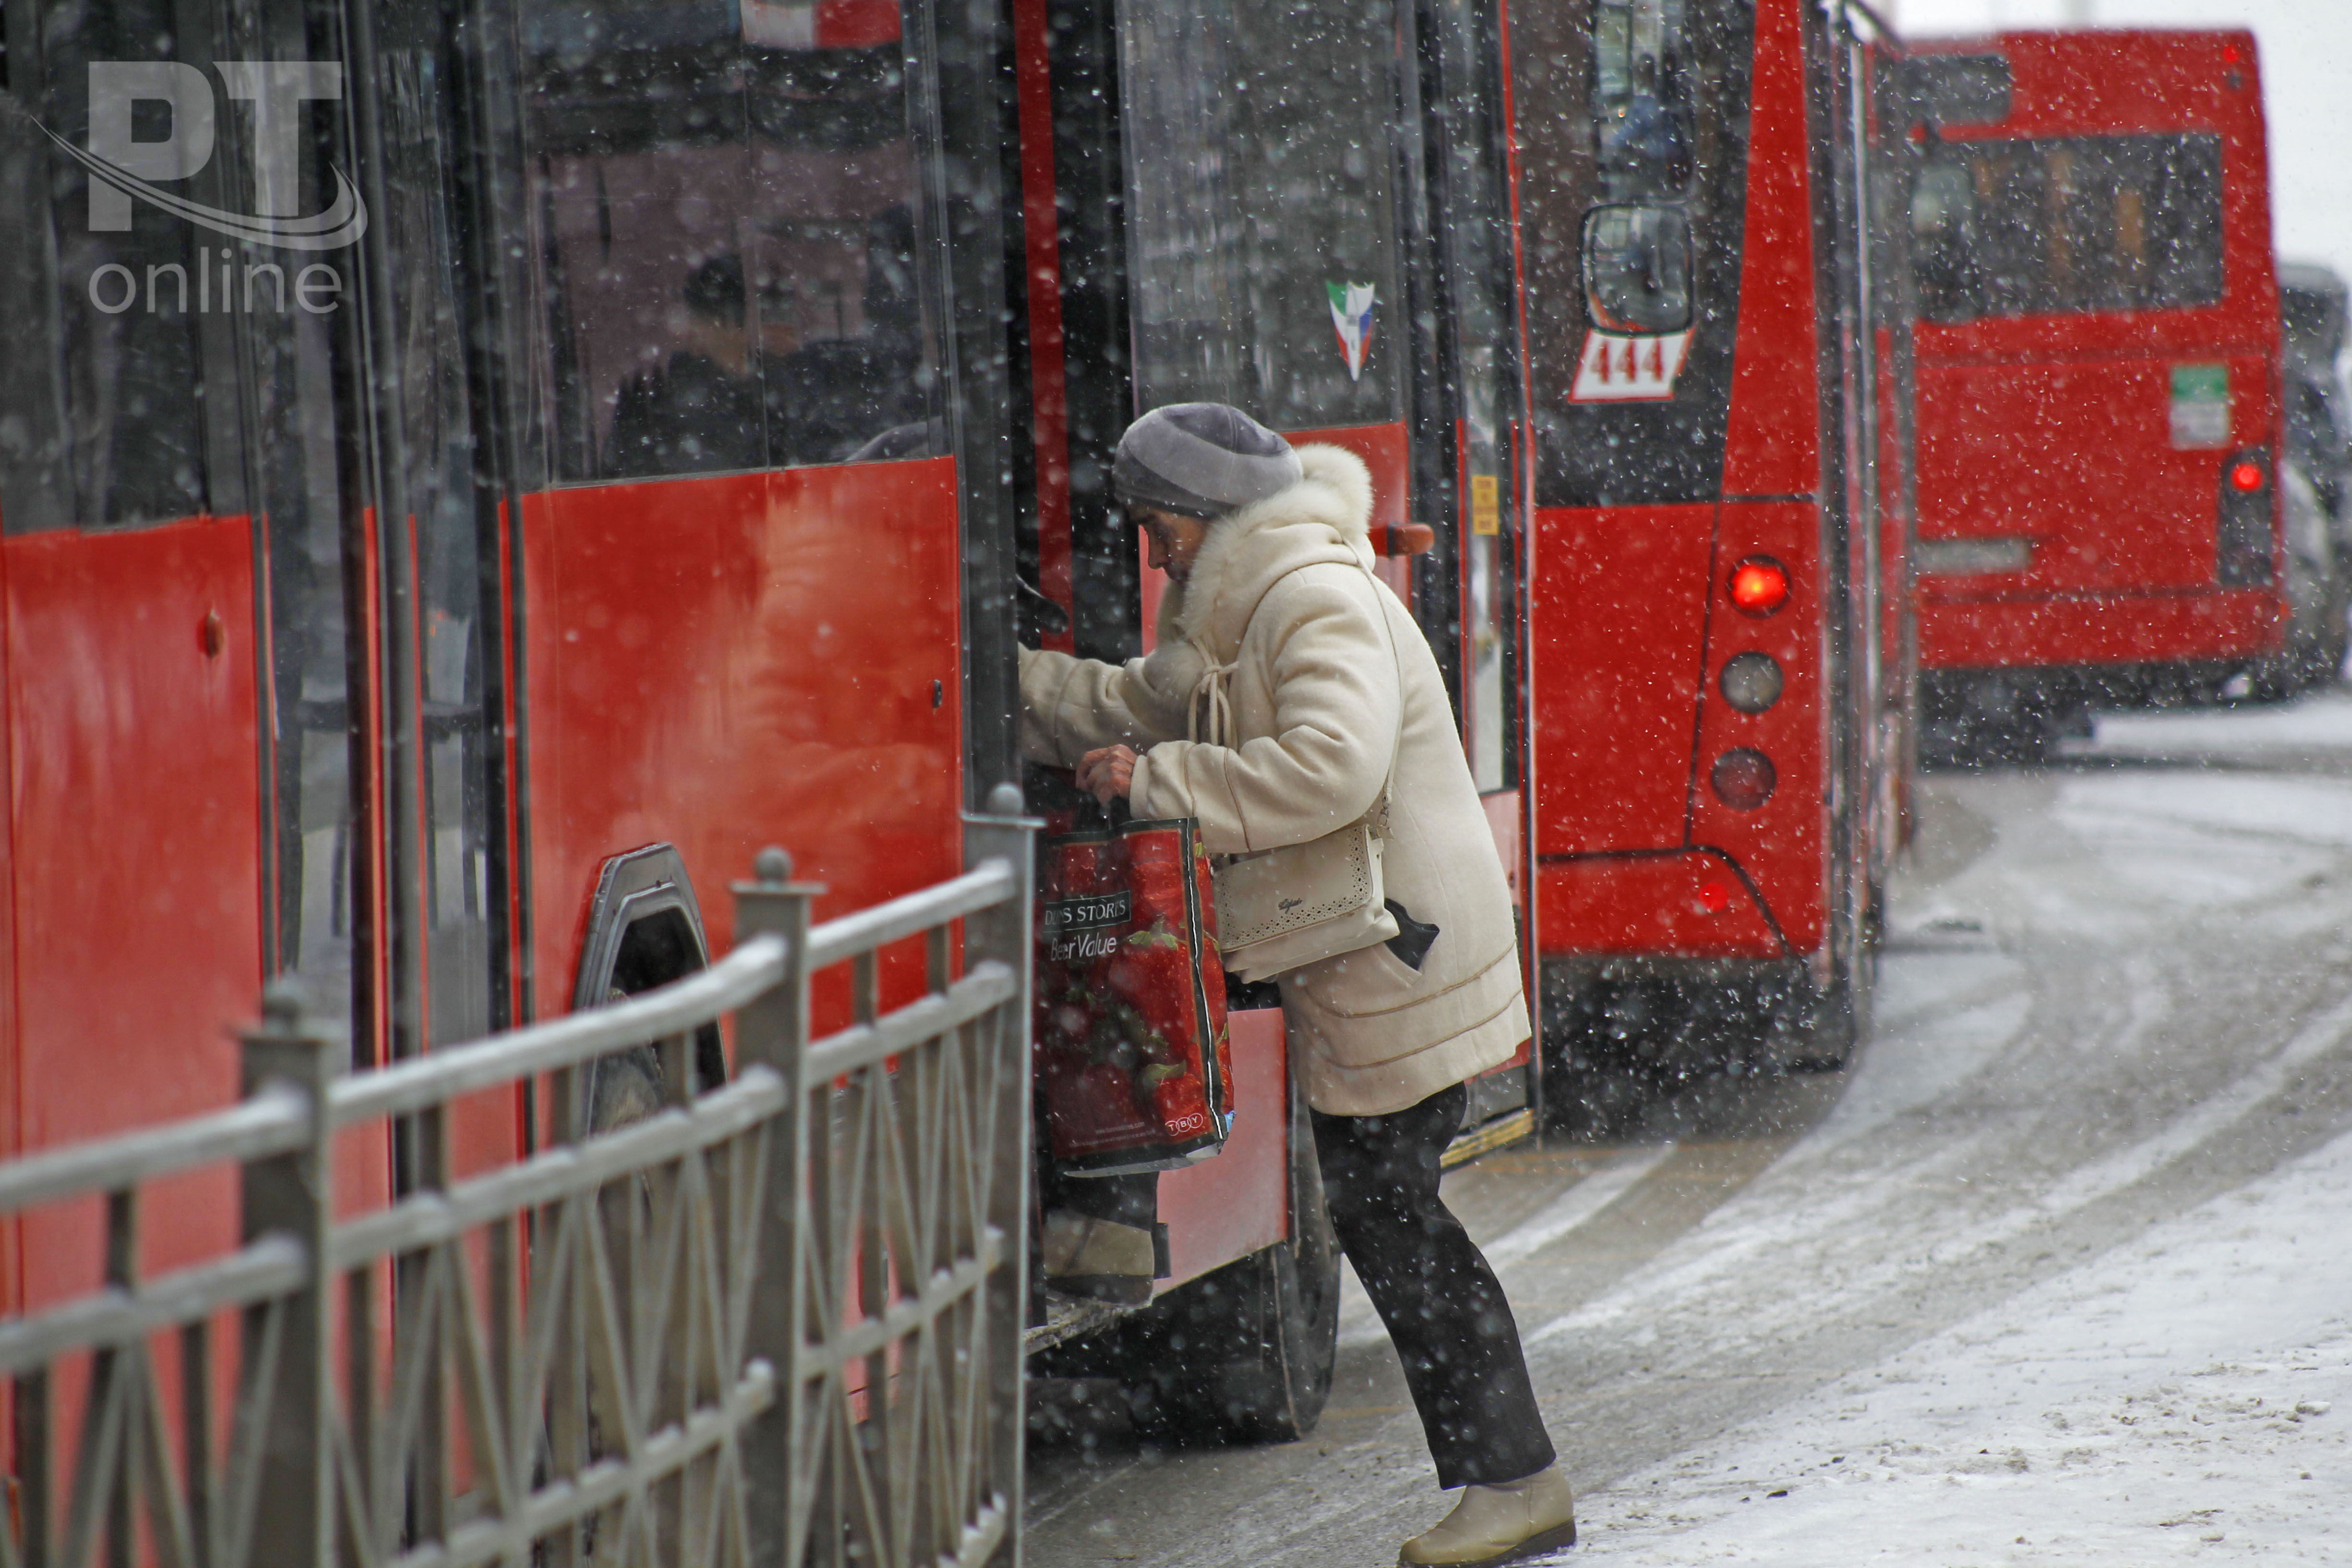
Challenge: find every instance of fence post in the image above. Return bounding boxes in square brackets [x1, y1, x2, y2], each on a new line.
[237, 982, 339, 1568]
[961, 782, 1037, 1564]
[733, 845, 823, 1564]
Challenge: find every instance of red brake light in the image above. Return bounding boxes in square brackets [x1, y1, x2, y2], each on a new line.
[2230, 461, 2266, 493]
[1729, 557, 1790, 616]
[1697, 880, 1732, 916]
[2222, 42, 2242, 64]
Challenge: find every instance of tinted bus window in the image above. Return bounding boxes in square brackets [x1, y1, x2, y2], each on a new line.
[1912, 133, 2225, 324]
[521, 0, 938, 480]
[1594, 0, 1695, 198]
[1510, 0, 1754, 508]
[0, 0, 215, 531]
[1117, 0, 1403, 429]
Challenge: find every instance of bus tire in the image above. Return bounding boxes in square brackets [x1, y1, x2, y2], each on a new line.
[1122, 1096, 1341, 1444]
[1777, 885, 1875, 1075]
[1779, 976, 1857, 1072]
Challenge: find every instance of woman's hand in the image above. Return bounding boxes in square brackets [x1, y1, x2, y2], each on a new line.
[1076, 745, 1138, 808]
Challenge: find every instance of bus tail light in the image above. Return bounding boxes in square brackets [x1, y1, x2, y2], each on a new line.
[1719, 651, 1784, 713]
[1728, 556, 1790, 616]
[1710, 749, 1776, 811]
[2217, 448, 2273, 587]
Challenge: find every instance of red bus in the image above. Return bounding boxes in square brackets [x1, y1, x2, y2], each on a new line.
[0, 0, 1017, 1376]
[0, 0, 1550, 1452]
[1893, 31, 2290, 757]
[1504, 0, 1901, 1121]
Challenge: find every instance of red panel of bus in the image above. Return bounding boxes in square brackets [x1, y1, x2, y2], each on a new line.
[521, 463, 965, 1031]
[3, 518, 263, 1303]
[1899, 31, 2286, 722]
[1509, 0, 1887, 1081]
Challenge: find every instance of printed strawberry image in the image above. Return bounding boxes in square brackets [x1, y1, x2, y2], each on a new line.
[1102, 921, 1197, 1108]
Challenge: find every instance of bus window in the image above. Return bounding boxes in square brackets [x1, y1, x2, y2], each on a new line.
[1511, 0, 1755, 507]
[1912, 134, 2225, 324]
[1594, 0, 1695, 198]
[1899, 53, 2012, 130]
[0, 0, 218, 532]
[1908, 160, 1981, 323]
[521, 0, 937, 479]
[1116, 0, 1404, 429]
[1117, 0, 1241, 410]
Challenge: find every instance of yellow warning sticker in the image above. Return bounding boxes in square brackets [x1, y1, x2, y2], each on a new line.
[1471, 474, 1501, 536]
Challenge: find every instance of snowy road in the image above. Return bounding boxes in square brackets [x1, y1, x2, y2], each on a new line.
[1023, 691, 2352, 1567]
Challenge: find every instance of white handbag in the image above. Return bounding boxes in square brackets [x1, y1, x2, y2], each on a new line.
[1201, 559, 1406, 984]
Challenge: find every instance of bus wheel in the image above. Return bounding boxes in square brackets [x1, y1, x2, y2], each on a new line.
[1122, 1100, 1341, 1444]
[1779, 918, 1875, 1074]
[1778, 975, 1858, 1072]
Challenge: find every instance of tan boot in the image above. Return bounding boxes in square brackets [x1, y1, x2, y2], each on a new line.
[1041, 1211, 1155, 1306]
[1398, 1464, 1577, 1566]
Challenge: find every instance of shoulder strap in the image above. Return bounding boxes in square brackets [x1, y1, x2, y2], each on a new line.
[1183, 552, 1410, 832]
[1359, 557, 1406, 837]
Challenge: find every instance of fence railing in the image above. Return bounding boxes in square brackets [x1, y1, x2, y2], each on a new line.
[0, 788, 1035, 1568]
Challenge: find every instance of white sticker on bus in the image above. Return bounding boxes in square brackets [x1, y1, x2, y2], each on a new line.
[1571, 330, 1691, 403]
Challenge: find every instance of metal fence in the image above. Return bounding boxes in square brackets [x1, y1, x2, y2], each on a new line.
[0, 790, 1035, 1568]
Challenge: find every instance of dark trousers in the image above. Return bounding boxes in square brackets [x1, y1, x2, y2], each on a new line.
[1313, 1083, 1556, 1490]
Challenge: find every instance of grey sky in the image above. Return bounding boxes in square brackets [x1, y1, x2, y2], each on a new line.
[1887, 0, 2352, 294]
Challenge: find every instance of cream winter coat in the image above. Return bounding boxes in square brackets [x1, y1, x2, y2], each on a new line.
[1019, 444, 1531, 1116]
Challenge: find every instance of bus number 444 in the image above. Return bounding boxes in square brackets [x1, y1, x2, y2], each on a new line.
[1571, 330, 1691, 404]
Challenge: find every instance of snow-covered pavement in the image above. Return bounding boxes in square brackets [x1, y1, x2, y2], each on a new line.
[1025, 691, 2352, 1568]
[1571, 1127, 2352, 1564]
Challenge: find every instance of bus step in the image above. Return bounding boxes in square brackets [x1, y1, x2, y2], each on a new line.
[1442, 1107, 1535, 1169]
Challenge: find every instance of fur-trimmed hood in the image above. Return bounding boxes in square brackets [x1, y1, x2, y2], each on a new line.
[1158, 443, 1376, 659]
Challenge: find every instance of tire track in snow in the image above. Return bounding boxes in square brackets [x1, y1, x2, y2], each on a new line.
[1529, 986, 2352, 1360]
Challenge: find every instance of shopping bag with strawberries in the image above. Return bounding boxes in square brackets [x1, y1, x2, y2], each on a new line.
[1033, 791, 1234, 1174]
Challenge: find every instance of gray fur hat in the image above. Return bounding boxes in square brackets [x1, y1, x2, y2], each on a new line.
[1112, 403, 1302, 520]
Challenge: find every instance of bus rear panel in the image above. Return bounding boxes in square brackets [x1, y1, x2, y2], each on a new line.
[1510, 0, 1884, 1098]
[1900, 31, 2286, 737]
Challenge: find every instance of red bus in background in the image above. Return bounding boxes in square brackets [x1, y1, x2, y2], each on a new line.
[1504, 0, 1900, 1123]
[1893, 31, 2291, 760]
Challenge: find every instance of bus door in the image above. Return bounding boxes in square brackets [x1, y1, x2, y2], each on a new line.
[1509, 0, 1876, 1103]
[1821, 0, 1899, 1001]
[0, 0, 273, 1304]
[1865, 32, 1926, 862]
[1899, 33, 2284, 729]
[1406, 0, 1536, 1144]
[496, 0, 1015, 1054]
[1014, 0, 1435, 1284]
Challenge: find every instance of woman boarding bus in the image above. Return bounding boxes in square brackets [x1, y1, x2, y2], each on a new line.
[1021, 403, 1573, 1568]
